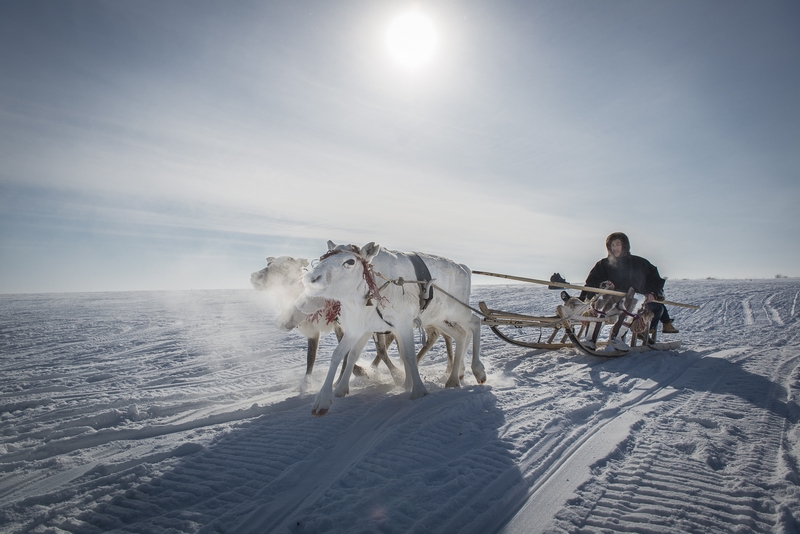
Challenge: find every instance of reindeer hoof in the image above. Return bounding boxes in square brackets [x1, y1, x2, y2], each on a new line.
[390, 370, 405, 386]
[312, 407, 329, 416]
[409, 388, 428, 400]
[445, 378, 461, 388]
[474, 366, 487, 384]
[353, 365, 368, 377]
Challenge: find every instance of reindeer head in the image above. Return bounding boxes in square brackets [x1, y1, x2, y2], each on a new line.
[558, 290, 589, 318]
[592, 280, 620, 313]
[250, 256, 309, 295]
[303, 241, 382, 302]
[636, 303, 655, 326]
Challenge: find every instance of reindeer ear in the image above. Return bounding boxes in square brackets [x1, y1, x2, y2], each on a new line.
[299, 258, 309, 267]
[266, 257, 276, 264]
[361, 242, 381, 262]
[327, 240, 337, 251]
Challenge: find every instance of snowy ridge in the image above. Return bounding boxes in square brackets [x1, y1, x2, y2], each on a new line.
[1, 279, 799, 532]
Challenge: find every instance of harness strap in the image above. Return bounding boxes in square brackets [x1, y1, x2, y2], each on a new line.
[590, 306, 606, 318]
[408, 253, 434, 312]
[376, 306, 394, 328]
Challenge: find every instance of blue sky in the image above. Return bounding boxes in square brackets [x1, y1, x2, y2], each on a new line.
[1, 0, 798, 293]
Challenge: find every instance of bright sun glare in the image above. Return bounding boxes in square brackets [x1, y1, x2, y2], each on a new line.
[386, 11, 438, 69]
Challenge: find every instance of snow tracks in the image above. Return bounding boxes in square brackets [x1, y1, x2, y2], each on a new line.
[1, 280, 799, 533]
[510, 347, 800, 533]
[486, 279, 800, 533]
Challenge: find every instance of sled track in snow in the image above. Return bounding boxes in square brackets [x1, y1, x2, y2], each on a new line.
[542, 348, 799, 533]
[497, 352, 693, 533]
[742, 297, 756, 326]
[765, 294, 785, 326]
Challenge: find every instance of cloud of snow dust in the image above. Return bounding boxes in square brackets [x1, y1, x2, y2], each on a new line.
[249, 256, 310, 315]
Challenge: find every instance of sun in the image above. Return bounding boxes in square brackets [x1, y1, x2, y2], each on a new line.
[385, 10, 438, 69]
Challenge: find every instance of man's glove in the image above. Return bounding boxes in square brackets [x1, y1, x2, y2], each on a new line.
[549, 272, 567, 289]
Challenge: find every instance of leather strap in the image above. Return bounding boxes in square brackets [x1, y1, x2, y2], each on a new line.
[408, 253, 434, 312]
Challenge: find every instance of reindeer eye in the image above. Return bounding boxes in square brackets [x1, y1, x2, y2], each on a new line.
[344, 259, 356, 266]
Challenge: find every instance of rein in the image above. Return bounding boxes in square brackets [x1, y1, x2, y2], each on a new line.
[621, 307, 650, 334]
[588, 306, 606, 318]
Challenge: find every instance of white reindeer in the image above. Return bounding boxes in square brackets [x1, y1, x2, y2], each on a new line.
[301, 241, 485, 415]
[251, 256, 452, 380]
[251, 256, 338, 375]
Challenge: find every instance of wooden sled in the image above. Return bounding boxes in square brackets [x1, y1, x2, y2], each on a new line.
[478, 301, 682, 358]
[471, 270, 695, 358]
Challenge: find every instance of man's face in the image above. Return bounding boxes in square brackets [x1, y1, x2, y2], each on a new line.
[610, 239, 624, 258]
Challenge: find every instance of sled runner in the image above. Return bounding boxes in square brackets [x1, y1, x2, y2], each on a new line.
[472, 271, 696, 358]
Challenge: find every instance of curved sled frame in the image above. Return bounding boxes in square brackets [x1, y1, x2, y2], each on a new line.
[479, 301, 681, 358]
[488, 325, 573, 350]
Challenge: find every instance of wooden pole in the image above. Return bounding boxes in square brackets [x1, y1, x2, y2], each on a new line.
[472, 270, 700, 310]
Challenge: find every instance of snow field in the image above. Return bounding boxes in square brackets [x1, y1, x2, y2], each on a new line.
[0, 279, 798, 532]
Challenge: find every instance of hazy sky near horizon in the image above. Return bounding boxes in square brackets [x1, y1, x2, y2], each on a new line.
[1, 0, 799, 293]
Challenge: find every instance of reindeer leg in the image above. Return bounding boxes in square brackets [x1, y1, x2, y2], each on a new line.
[331, 323, 350, 383]
[610, 316, 625, 340]
[444, 335, 458, 378]
[439, 323, 469, 388]
[373, 333, 403, 384]
[335, 351, 349, 386]
[371, 333, 388, 368]
[306, 333, 319, 375]
[334, 333, 371, 398]
[395, 326, 428, 399]
[313, 334, 356, 416]
[591, 322, 602, 343]
[416, 327, 439, 364]
[375, 332, 397, 369]
[336, 323, 364, 377]
[469, 315, 485, 384]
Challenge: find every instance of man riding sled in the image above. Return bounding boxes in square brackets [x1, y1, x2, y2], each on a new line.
[578, 232, 679, 341]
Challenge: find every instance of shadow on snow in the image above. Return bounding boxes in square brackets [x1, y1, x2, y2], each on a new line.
[71, 386, 525, 534]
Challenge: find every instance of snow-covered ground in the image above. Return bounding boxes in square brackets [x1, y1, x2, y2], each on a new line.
[1, 279, 799, 533]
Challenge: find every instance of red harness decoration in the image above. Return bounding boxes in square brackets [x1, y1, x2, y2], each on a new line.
[308, 299, 341, 325]
[357, 256, 388, 307]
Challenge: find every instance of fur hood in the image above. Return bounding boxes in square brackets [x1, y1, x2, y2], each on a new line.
[606, 232, 630, 257]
